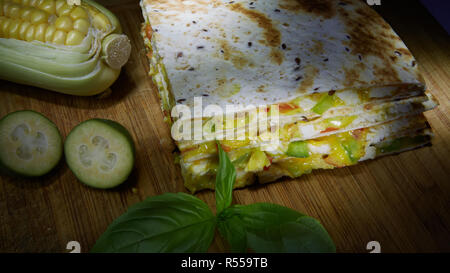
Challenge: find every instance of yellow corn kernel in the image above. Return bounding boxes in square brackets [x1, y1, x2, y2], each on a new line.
[92, 13, 110, 32]
[24, 24, 35, 41]
[30, 0, 43, 7]
[56, 3, 72, 17]
[55, 0, 65, 11]
[73, 18, 89, 34]
[18, 20, 31, 40]
[30, 9, 48, 24]
[12, 0, 22, 4]
[20, 7, 33, 20]
[2, 19, 11, 37]
[0, 3, 3, 17]
[21, 0, 31, 6]
[47, 13, 57, 24]
[38, 0, 56, 15]
[6, 4, 21, 18]
[51, 29, 65, 44]
[65, 29, 84, 45]
[54, 15, 72, 32]
[8, 19, 21, 39]
[34, 22, 46, 41]
[3, 2, 12, 14]
[0, 18, 5, 37]
[70, 6, 88, 20]
[44, 24, 55, 41]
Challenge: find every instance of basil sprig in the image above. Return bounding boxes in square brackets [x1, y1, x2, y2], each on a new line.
[91, 193, 216, 253]
[217, 203, 336, 253]
[92, 141, 336, 253]
[215, 143, 236, 214]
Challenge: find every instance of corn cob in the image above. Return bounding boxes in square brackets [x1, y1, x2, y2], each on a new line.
[0, 0, 131, 96]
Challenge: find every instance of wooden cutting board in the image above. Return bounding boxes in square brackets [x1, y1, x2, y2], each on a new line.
[0, 0, 449, 253]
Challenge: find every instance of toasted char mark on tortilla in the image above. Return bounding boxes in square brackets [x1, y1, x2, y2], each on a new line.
[297, 66, 319, 93]
[372, 64, 403, 83]
[175, 65, 191, 71]
[279, 0, 336, 19]
[310, 40, 324, 55]
[149, 0, 211, 13]
[229, 3, 281, 48]
[343, 63, 366, 86]
[339, 5, 405, 84]
[270, 49, 284, 65]
[217, 39, 250, 69]
[341, 7, 393, 58]
[395, 48, 413, 57]
[215, 79, 241, 98]
[257, 85, 266, 93]
[228, 3, 284, 66]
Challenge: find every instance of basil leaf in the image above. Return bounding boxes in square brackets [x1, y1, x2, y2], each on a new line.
[91, 193, 216, 253]
[215, 142, 236, 215]
[218, 203, 336, 253]
[217, 208, 247, 252]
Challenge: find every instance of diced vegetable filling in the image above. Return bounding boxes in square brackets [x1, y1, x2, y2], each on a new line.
[286, 141, 309, 158]
[171, 90, 424, 149]
[341, 138, 360, 163]
[375, 135, 430, 154]
[312, 93, 341, 114]
[181, 129, 430, 193]
[143, 23, 176, 123]
[185, 128, 430, 178]
[245, 150, 270, 172]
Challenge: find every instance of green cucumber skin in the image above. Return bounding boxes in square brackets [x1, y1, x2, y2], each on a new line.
[0, 159, 23, 178]
[0, 158, 63, 179]
[0, 110, 63, 178]
[64, 119, 135, 189]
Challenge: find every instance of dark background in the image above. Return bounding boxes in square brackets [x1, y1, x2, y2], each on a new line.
[421, 0, 450, 33]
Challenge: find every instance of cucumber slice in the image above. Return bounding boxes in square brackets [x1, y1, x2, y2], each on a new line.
[0, 110, 63, 177]
[64, 119, 135, 189]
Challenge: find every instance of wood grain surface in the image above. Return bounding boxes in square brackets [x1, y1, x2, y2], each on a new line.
[0, 0, 449, 253]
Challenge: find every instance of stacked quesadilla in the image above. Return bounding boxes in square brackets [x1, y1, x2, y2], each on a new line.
[140, 0, 437, 192]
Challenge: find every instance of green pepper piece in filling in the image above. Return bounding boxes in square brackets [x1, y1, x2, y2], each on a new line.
[376, 135, 430, 154]
[312, 94, 335, 114]
[232, 152, 251, 168]
[286, 141, 310, 158]
[341, 138, 360, 163]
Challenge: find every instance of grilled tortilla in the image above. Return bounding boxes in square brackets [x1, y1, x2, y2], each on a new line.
[140, 0, 437, 192]
[141, 0, 426, 115]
